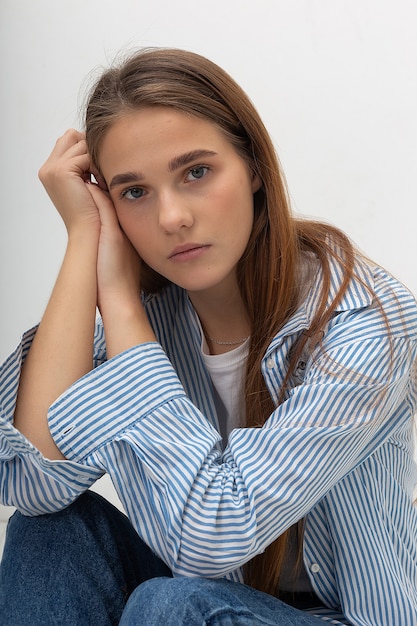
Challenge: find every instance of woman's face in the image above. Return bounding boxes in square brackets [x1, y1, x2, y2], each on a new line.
[98, 107, 260, 297]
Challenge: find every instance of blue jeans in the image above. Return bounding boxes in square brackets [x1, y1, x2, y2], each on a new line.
[121, 578, 326, 625]
[0, 491, 325, 625]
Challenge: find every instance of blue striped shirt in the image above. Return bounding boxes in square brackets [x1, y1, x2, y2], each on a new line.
[1, 254, 417, 625]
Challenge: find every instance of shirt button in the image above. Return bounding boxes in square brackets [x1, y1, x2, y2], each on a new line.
[310, 563, 320, 574]
[266, 358, 275, 369]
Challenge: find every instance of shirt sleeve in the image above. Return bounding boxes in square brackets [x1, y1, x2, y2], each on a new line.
[0, 326, 105, 515]
[45, 294, 417, 577]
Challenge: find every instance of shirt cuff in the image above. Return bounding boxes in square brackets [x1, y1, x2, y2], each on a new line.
[48, 342, 187, 462]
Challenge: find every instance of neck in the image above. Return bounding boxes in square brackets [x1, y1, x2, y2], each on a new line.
[188, 286, 250, 355]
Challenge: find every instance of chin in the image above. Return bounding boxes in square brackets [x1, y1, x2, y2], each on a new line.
[163, 266, 236, 295]
[183, 278, 235, 296]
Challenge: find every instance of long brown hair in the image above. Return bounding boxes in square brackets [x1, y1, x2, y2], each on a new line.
[85, 47, 357, 595]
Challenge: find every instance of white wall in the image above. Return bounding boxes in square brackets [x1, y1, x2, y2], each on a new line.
[1, 0, 416, 363]
[1, 0, 416, 516]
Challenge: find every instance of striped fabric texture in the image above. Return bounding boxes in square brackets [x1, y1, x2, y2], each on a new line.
[1, 253, 417, 625]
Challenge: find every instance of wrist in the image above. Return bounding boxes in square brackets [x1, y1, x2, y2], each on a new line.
[100, 299, 156, 358]
[67, 222, 101, 246]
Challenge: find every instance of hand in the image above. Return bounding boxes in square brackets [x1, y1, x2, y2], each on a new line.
[86, 182, 142, 313]
[87, 182, 156, 356]
[38, 129, 101, 235]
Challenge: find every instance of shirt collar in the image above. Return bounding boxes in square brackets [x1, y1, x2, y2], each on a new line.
[268, 251, 375, 351]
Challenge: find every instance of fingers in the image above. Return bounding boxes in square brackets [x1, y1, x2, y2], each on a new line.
[38, 129, 103, 232]
[39, 129, 92, 183]
[51, 128, 86, 158]
[85, 180, 119, 228]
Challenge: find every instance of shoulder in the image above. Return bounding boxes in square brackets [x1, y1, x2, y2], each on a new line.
[305, 247, 417, 340]
[339, 258, 417, 341]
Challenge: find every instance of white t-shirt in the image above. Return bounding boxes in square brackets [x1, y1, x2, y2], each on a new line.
[200, 334, 249, 444]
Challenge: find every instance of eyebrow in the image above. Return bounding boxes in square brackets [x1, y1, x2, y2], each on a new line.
[109, 171, 144, 190]
[108, 149, 217, 190]
[168, 150, 217, 172]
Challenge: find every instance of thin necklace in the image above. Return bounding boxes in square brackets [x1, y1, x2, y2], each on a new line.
[205, 334, 250, 346]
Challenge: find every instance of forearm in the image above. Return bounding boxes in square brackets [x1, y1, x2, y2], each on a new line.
[14, 230, 99, 459]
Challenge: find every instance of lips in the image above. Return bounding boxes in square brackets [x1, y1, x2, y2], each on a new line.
[169, 243, 207, 259]
[169, 243, 210, 261]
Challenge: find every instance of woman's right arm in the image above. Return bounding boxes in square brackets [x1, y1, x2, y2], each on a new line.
[13, 130, 101, 460]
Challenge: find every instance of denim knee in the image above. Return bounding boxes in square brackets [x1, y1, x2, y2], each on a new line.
[120, 577, 263, 626]
[120, 577, 204, 625]
[120, 577, 326, 626]
[0, 492, 170, 626]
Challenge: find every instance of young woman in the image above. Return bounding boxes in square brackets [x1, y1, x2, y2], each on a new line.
[1, 48, 416, 626]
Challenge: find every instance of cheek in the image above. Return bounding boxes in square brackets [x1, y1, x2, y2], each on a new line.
[116, 212, 152, 255]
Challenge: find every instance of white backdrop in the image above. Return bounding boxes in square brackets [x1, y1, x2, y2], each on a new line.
[1, 0, 416, 362]
[1, 0, 416, 513]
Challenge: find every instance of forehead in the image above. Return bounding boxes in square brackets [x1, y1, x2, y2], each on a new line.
[100, 107, 228, 155]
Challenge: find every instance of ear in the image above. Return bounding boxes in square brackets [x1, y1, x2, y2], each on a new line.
[251, 171, 262, 193]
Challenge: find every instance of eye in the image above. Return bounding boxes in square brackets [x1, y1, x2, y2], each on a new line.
[121, 187, 146, 200]
[186, 165, 209, 181]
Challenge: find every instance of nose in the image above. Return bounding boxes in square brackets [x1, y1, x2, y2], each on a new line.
[158, 191, 194, 234]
